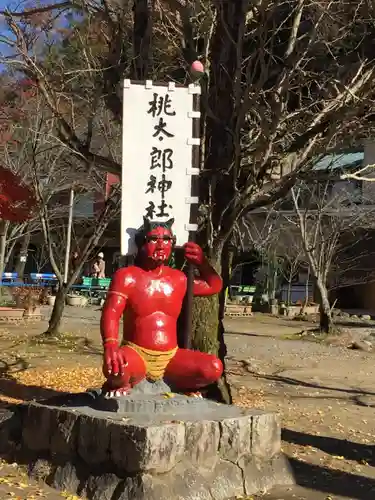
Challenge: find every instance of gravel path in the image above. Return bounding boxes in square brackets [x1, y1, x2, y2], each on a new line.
[225, 316, 375, 499]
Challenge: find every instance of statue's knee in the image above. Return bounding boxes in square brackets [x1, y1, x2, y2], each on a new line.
[212, 357, 223, 379]
[202, 356, 223, 382]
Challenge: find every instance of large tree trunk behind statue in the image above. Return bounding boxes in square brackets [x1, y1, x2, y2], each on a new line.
[191, 242, 232, 403]
[191, 3, 245, 404]
[191, 241, 233, 403]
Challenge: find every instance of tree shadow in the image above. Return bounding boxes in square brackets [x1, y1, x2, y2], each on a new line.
[29, 333, 102, 356]
[0, 357, 30, 376]
[0, 356, 68, 403]
[335, 320, 375, 329]
[283, 428, 375, 466]
[225, 331, 276, 338]
[288, 456, 375, 499]
[0, 377, 65, 402]
[246, 369, 375, 397]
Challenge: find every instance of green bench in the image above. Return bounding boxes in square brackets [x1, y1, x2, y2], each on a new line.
[73, 277, 112, 302]
[82, 277, 111, 288]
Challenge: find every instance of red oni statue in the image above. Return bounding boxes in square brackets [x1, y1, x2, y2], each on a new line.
[100, 218, 223, 396]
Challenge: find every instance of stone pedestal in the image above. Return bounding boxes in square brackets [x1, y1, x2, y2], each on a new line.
[0, 386, 294, 499]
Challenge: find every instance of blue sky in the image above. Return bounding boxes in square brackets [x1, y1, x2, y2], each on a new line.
[0, 0, 18, 10]
[0, 0, 73, 63]
[0, 0, 56, 12]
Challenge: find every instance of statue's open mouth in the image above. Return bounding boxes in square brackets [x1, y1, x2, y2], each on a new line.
[153, 251, 166, 260]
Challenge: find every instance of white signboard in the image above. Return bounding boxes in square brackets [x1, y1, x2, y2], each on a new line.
[121, 80, 200, 255]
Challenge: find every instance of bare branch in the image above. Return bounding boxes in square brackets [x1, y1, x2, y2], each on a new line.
[0, 2, 71, 17]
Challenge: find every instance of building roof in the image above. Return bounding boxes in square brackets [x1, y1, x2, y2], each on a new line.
[314, 152, 364, 171]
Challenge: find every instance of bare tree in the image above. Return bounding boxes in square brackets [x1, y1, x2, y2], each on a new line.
[0, 221, 28, 278]
[0, 85, 120, 334]
[24, 103, 121, 336]
[276, 226, 307, 307]
[287, 178, 375, 332]
[241, 212, 307, 306]
[0, 86, 44, 279]
[38, 186, 121, 336]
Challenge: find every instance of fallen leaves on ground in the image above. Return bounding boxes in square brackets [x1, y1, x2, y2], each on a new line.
[0, 366, 105, 404]
[0, 459, 73, 498]
[0, 366, 267, 408]
[233, 386, 266, 409]
[0, 362, 372, 500]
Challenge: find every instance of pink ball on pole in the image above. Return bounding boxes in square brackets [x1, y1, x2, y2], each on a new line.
[190, 60, 205, 78]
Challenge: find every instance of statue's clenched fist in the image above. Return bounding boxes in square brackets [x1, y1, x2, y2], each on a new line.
[183, 242, 204, 266]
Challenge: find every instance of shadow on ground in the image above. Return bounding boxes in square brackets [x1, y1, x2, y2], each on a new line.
[247, 369, 375, 398]
[334, 320, 375, 329]
[29, 334, 102, 356]
[0, 377, 66, 402]
[288, 456, 375, 499]
[225, 331, 277, 338]
[0, 356, 67, 402]
[283, 428, 375, 466]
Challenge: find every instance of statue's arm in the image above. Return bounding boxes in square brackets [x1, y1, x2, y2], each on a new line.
[183, 242, 223, 297]
[100, 269, 128, 347]
[193, 259, 223, 297]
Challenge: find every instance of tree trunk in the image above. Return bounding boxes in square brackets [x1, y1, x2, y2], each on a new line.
[191, 242, 232, 404]
[269, 255, 278, 302]
[190, 3, 248, 404]
[316, 278, 333, 333]
[132, 0, 153, 79]
[300, 267, 310, 314]
[15, 231, 31, 281]
[0, 221, 9, 298]
[287, 277, 292, 306]
[0, 220, 8, 277]
[45, 287, 67, 336]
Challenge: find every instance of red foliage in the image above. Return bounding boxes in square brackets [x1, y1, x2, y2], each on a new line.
[0, 166, 36, 221]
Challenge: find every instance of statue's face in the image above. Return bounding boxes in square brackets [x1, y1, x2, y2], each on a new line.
[143, 226, 173, 263]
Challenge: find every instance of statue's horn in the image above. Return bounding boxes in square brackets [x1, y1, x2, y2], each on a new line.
[143, 216, 151, 232]
[165, 218, 174, 229]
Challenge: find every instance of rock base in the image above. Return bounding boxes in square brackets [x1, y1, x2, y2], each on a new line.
[0, 390, 294, 500]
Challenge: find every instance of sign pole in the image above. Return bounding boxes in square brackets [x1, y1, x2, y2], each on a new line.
[183, 261, 194, 349]
[63, 187, 74, 284]
[183, 90, 201, 349]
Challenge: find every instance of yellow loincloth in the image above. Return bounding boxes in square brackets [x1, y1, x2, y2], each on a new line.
[124, 341, 177, 381]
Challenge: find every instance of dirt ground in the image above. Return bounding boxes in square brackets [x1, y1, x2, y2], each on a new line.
[0, 308, 374, 499]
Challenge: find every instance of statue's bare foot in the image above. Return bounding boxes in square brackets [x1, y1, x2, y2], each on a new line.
[185, 391, 203, 398]
[102, 383, 130, 398]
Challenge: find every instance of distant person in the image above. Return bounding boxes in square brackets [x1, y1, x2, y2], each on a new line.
[92, 252, 106, 278]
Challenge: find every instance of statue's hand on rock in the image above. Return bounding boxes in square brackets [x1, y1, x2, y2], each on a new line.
[104, 344, 128, 377]
[183, 242, 204, 267]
